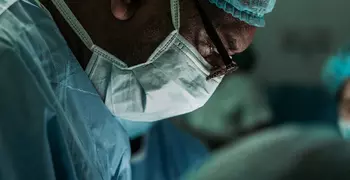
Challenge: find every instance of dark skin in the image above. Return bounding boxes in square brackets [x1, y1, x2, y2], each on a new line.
[55, 0, 257, 67]
[338, 79, 350, 121]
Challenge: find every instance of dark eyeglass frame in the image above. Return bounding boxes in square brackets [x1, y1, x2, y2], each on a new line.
[194, 0, 239, 80]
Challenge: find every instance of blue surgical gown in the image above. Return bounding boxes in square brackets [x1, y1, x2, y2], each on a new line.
[0, 0, 131, 179]
[131, 121, 209, 180]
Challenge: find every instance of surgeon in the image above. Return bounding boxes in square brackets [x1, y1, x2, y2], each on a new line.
[323, 45, 350, 139]
[41, 0, 276, 122]
[0, 0, 275, 179]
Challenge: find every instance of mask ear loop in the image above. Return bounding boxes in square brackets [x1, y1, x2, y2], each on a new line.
[170, 0, 180, 31]
[194, 0, 239, 80]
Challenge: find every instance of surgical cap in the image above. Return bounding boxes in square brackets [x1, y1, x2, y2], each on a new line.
[209, 0, 276, 27]
[322, 45, 350, 95]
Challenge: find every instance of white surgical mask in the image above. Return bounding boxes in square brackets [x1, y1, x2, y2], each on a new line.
[338, 119, 350, 139]
[50, 0, 222, 122]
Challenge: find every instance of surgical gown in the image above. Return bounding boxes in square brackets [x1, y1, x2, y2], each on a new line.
[131, 121, 209, 180]
[0, 0, 131, 179]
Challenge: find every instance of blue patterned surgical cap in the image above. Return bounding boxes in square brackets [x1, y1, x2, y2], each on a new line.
[209, 0, 276, 27]
[322, 45, 350, 95]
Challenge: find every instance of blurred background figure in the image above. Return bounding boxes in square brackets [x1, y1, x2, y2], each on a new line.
[179, 81, 340, 180]
[323, 45, 350, 139]
[185, 124, 350, 180]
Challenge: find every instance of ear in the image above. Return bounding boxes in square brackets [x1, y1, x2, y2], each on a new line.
[111, 0, 140, 20]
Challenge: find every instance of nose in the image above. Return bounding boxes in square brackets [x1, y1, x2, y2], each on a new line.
[111, 0, 137, 20]
[218, 25, 257, 56]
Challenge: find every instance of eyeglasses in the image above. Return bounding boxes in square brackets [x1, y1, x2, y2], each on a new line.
[194, 0, 239, 80]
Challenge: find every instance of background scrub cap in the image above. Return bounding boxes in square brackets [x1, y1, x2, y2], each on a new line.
[209, 0, 276, 27]
[322, 45, 350, 95]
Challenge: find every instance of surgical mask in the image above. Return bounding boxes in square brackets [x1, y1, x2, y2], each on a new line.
[338, 119, 350, 139]
[50, 0, 222, 122]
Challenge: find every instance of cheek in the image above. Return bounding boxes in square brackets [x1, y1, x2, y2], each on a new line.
[340, 106, 350, 120]
[240, 26, 257, 51]
[246, 26, 257, 42]
[179, 0, 204, 46]
[179, 15, 202, 47]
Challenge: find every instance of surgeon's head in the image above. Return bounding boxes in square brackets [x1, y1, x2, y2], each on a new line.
[60, 0, 276, 122]
[109, 0, 276, 67]
[323, 46, 350, 138]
